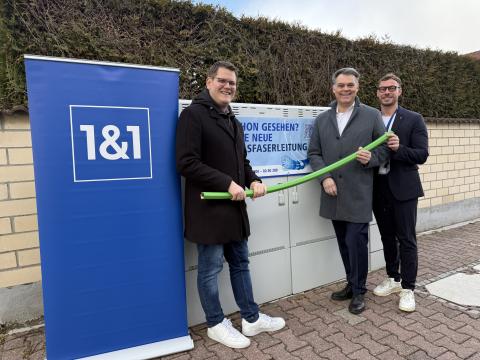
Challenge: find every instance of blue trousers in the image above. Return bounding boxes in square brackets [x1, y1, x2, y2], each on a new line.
[197, 240, 259, 327]
[332, 220, 369, 295]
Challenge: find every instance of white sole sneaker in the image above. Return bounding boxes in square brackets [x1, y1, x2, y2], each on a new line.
[207, 328, 251, 348]
[373, 278, 403, 297]
[242, 313, 286, 337]
[207, 319, 251, 348]
[398, 289, 416, 312]
[373, 286, 402, 297]
[399, 304, 416, 312]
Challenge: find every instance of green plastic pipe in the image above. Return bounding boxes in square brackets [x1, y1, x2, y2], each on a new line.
[201, 131, 392, 200]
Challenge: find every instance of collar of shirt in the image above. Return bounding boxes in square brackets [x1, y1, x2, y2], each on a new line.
[381, 108, 398, 131]
[336, 103, 355, 116]
[335, 103, 354, 136]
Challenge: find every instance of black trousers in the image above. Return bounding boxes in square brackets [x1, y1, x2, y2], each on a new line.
[373, 176, 418, 290]
[332, 220, 369, 295]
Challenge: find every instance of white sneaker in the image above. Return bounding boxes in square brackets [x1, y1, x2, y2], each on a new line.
[373, 277, 402, 296]
[399, 289, 416, 312]
[207, 318, 251, 348]
[242, 312, 286, 337]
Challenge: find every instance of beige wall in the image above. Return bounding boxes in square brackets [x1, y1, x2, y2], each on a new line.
[0, 113, 479, 288]
[419, 119, 480, 208]
[0, 113, 41, 288]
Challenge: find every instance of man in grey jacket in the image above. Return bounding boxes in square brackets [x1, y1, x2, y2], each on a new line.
[307, 68, 389, 314]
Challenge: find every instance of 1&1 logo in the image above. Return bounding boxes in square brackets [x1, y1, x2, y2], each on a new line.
[70, 105, 152, 182]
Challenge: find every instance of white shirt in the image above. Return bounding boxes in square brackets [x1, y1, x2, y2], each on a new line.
[382, 112, 397, 131]
[336, 103, 354, 136]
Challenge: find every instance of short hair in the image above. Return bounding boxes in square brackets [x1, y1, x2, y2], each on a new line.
[332, 67, 360, 84]
[378, 73, 402, 87]
[207, 61, 238, 78]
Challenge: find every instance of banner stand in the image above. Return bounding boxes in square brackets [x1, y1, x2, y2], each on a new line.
[79, 336, 193, 360]
[25, 55, 193, 359]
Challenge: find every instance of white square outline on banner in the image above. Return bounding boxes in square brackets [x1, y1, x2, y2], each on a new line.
[69, 105, 153, 182]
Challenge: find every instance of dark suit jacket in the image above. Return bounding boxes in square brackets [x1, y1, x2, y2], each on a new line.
[377, 106, 429, 201]
[176, 90, 260, 245]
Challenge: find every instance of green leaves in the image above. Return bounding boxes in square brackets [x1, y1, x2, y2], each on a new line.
[1, 0, 479, 118]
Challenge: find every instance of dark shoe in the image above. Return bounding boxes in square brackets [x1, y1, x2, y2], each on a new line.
[331, 284, 353, 301]
[348, 294, 365, 315]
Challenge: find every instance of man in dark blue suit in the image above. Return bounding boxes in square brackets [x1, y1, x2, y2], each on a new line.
[372, 73, 429, 312]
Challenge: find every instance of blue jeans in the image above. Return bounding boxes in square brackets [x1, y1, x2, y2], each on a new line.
[197, 240, 259, 327]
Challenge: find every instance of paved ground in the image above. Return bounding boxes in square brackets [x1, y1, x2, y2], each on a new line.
[2, 222, 480, 359]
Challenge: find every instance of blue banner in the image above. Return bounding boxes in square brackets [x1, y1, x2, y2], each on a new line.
[25, 56, 193, 359]
[239, 117, 315, 177]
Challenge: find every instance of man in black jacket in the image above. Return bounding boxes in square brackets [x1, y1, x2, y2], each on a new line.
[372, 73, 429, 312]
[176, 61, 285, 349]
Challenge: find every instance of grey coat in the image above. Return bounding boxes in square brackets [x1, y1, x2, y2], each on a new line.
[307, 98, 389, 223]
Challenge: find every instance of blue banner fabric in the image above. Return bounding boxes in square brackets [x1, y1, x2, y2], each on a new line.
[24, 56, 192, 359]
[239, 117, 315, 177]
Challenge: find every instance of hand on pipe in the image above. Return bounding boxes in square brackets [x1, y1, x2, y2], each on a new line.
[356, 147, 371, 165]
[250, 181, 267, 198]
[387, 133, 400, 151]
[322, 177, 337, 196]
[228, 181, 246, 201]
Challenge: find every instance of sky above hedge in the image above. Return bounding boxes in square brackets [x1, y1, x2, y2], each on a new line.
[194, 0, 478, 54]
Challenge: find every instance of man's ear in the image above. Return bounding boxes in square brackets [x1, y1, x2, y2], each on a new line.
[206, 77, 213, 90]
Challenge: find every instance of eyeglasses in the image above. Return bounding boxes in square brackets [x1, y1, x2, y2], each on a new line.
[377, 85, 400, 93]
[215, 77, 237, 87]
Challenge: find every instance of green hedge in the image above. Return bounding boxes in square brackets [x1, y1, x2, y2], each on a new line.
[1, 0, 479, 117]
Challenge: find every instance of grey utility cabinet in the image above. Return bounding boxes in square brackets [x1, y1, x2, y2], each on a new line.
[178, 101, 385, 326]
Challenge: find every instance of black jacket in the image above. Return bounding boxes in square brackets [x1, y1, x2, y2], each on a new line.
[375, 106, 429, 201]
[175, 90, 260, 244]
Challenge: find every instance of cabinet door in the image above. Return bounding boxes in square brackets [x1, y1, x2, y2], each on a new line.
[247, 176, 292, 301]
[247, 176, 290, 252]
[288, 178, 336, 246]
[288, 177, 345, 293]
